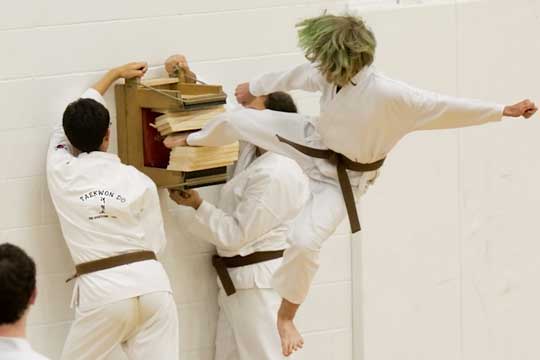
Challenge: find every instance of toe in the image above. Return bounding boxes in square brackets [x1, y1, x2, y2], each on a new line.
[282, 343, 289, 356]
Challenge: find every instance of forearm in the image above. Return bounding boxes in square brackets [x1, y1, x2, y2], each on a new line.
[186, 113, 244, 147]
[187, 108, 307, 160]
[194, 201, 250, 250]
[413, 92, 504, 131]
[195, 196, 281, 251]
[92, 68, 121, 95]
[249, 63, 321, 96]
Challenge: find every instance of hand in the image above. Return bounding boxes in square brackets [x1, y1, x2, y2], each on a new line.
[93, 62, 147, 95]
[163, 132, 190, 149]
[165, 54, 190, 75]
[115, 62, 148, 80]
[235, 82, 256, 106]
[168, 189, 202, 209]
[503, 99, 537, 119]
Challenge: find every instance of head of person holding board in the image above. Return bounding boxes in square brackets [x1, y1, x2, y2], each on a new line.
[0, 243, 49, 360]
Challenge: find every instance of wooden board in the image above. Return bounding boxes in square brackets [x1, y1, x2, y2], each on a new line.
[177, 83, 223, 95]
[114, 84, 128, 163]
[142, 78, 179, 87]
[155, 107, 225, 135]
[115, 77, 234, 188]
[167, 161, 236, 172]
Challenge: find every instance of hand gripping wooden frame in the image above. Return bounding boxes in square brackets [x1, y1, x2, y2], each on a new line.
[114, 72, 230, 189]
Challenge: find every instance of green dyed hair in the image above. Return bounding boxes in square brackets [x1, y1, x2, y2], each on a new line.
[296, 13, 376, 86]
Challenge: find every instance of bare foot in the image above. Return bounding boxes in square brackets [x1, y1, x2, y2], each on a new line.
[278, 315, 304, 356]
[277, 298, 304, 356]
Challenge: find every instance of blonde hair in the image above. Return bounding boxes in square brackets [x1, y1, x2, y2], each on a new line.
[296, 13, 376, 86]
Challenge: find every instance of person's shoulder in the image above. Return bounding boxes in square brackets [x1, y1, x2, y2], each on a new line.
[32, 351, 50, 360]
[303, 62, 327, 82]
[120, 163, 157, 190]
[372, 71, 407, 91]
[261, 153, 305, 181]
[370, 71, 425, 106]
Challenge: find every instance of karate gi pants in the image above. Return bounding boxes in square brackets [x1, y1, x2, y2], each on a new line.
[192, 110, 378, 304]
[191, 111, 377, 304]
[215, 288, 289, 360]
[61, 291, 178, 360]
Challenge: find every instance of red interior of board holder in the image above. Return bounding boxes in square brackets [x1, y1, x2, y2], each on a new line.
[142, 108, 170, 169]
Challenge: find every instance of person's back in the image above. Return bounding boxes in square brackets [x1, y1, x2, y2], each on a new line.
[46, 63, 178, 360]
[0, 243, 49, 360]
[46, 88, 171, 312]
[48, 148, 162, 262]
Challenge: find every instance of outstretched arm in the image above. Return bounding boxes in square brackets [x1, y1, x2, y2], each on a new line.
[406, 84, 537, 131]
[168, 170, 305, 251]
[235, 63, 324, 105]
[92, 62, 148, 95]
[166, 108, 314, 165]
[47, 62, 147, 176]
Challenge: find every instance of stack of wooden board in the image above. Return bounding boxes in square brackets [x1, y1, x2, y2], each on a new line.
[154, 107, 239, 172]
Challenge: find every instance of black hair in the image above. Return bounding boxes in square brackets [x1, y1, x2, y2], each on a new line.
[0, 243, 36, 325]
[264, 92, 298, 113]
[62, 98, 110, 153]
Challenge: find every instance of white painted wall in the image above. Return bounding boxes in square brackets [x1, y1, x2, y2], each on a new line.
[0, 1, 363, 359]
[358, 1, 540, 360]
[1, 0, 538, 359]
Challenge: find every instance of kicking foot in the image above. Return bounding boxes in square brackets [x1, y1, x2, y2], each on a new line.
[278, 316, 304, 357]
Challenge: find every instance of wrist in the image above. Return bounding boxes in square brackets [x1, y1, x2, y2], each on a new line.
[193, 198, 203, 210]
[109, 67, 122, 81]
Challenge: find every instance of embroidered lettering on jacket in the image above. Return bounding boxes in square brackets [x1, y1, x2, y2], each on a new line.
[79, 190, 127, 220]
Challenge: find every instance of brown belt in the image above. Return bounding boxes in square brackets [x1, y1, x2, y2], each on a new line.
[66, 250, 157, 283]
[212, 250, 285, 296]
[276, 135, 385, 233]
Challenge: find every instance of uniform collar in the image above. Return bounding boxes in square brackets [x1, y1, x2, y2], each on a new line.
[0, 336, 33, 351]
[78, 151, 120, 162]
[332, 66, 373, 96]
[351, 66, 373, 88]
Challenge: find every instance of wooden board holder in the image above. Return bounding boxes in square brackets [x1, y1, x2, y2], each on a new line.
[114, 74, 228, 188]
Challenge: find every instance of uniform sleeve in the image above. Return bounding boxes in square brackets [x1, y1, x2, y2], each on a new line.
[186, 112, 244, 147]
[249, 62, 325, 96]
[140, 180, 167, 254]
[193, 167, 305, 251]
[187, 108, 314, 164]
[403, 85, 505, 131]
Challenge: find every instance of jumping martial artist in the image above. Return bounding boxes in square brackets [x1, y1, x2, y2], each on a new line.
[0, 243, 48, 360]
[167, 86, 309, 359]
[167, 13, 538, 356]
[46, 62, 178, 360]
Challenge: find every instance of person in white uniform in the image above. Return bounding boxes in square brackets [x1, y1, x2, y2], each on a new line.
[46, 62, 178, 360]
[167, 89, 309, 360]
[167, 14, 538, 356]
[0, 243, 49, 360]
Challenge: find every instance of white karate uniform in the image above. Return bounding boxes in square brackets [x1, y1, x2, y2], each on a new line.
[0, 337, 49, 360]
[46, 88, 178, 360]
[191, 147, 309, 360]
[187, 63, 504, 304]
